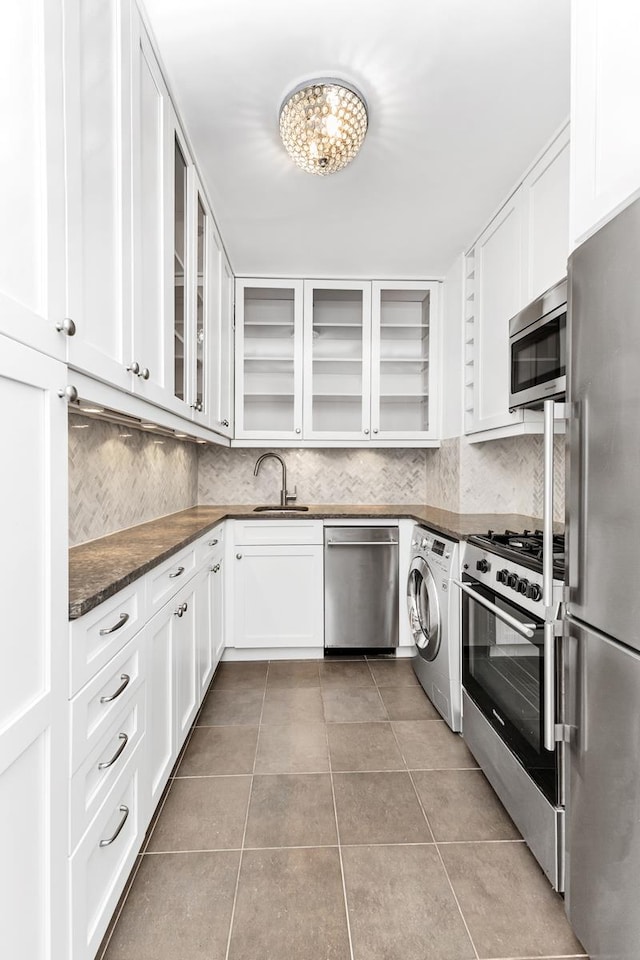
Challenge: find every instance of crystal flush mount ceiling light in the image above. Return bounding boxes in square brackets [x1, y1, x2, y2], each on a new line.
[279, 79, 368, 176]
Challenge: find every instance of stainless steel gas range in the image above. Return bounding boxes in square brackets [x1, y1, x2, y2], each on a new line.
[454, 530, 565, 890]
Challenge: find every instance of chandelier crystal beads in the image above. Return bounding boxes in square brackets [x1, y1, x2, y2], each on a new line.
[279, 79, 368, 176]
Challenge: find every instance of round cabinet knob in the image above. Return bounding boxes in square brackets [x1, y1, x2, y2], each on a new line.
[516, 578, 529, 595]
[127, 361, 140, 375]
[364, 428, 370, 435]
[57, 385, 78, 402]
[475, 559, 490, 574]
[175, 606, 183, 618]
[220, 419, 230, 428]
[55, 316, 76, 337]
[373, 428, 379, 434]
[295, 428, 301, 434]
[140, 367, 150, 380]
[236, 553, 242, 560]
[182, 602, 188, 613]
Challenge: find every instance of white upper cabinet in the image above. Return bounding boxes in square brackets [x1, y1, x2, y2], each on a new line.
[570, 0, 640, 246]
[303, 280, 372, 441]
[130, 10, 173, 408]
[235, 279, 304, 440]
[64, 0, 133, 390]
[216, 253, 236, 437]
[523, 125, 570, 301]
[464, 126, 570, 439]
[371, 282, 439, 441]
[467, 189, 526, 435]
[0, 1, 66, 360]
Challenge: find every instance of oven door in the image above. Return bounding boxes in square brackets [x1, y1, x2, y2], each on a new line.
[460, 575, 560, 804]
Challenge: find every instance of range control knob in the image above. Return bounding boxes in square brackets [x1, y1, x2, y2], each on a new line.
[516, 578, 529, 595]
[526, 583, 543, 601]
[496, 569, 509, 584]
[476, 559, 490, 573]
[507, 572, 519, 590]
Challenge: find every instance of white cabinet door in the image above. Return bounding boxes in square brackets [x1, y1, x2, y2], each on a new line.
[63, 0, 133, 392]
[189, 178, 213, 426]
[130, 10, 173, 408]
[469, 190, 526, 434]
[0, 1, 66, 360]
[235, 279, 304, 439]
[523, 125, 570, 301]
[173, 578, 199, 746]
[303, 280, 371, 441]
[0, 338, 68, 959]
[571, 0, 640, 246]
[198, 552, 224, 701]
[145, 604, 174, 811]
[217, 254, 236, 437]
[371, 281, 440, 441]
[232, 545, 323, 650]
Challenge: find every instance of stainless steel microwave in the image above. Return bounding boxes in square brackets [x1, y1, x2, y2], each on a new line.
[509, 278, 567, 409]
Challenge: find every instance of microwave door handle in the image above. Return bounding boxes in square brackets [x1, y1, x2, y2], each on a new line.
[452, 580, 536, 639]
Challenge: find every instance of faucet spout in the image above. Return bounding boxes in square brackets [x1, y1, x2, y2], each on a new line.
[253, 452, 295, 507]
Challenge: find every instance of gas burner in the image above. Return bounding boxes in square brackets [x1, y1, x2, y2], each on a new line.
[468, 528, 565, 579]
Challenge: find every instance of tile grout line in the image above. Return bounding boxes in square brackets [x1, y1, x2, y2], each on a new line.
[325, 721, 356, 960]
[96, 853, 144, 960]
[223, 661, 269, 960]
[387, 716, 481, 960]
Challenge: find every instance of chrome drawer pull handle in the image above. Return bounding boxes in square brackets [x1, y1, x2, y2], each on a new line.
[99, 612, 130, 636]
[100, 674, 131, 704]
[208, 539, 219, 546]
[169, 566, 185, 578]
[99, 805, 129, 848]
[98, 733, 129, 770]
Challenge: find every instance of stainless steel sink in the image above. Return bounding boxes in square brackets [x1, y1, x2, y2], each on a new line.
[252, 505, 310, 513]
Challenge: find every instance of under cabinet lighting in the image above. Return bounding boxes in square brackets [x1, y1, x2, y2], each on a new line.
[153, 440, 164, 445]
[119, 433, 133, 438]
[141, 423, 157, 429]
[175, 433, 188, 438]
[79, 405, 104, 414]
[71, 424, 89, 429]
[196, 440, 206, 445]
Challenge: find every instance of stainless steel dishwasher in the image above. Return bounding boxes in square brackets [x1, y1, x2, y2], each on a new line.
[324, 526, 399, 650]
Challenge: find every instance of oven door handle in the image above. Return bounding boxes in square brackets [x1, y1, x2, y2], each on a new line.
[452, 579, 536, 639]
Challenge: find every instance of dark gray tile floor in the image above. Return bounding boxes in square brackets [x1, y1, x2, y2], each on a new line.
[100, 657, 588, 960]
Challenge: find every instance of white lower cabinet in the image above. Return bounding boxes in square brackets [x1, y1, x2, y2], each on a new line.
[172, 577, 200, 747]
[231, 543, 323, 652]
[69, 739, 145, 960]
[198, 549, 224, 701]
[145, 603, 175, 812]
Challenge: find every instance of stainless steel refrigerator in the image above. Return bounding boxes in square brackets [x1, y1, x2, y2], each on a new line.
[565, 195, 640, 960]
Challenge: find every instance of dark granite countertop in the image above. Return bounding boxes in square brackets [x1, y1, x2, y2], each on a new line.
[69, 503, 551, 620]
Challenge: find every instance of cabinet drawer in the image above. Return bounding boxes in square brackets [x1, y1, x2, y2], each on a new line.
[70, 739, 144, 960]
[70, 632, 145, 774]
[69, 685, 145, 854]
[195, 522, 225, 565]
[147, 545, 197, 614]
[234, 519, 323, 546]
[70, 581, 145, 698]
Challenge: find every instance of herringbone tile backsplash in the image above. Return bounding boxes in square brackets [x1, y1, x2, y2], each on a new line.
[68, 416, 198, 546]
[69, 418, 565, 546]
[198, 446, 433, 505]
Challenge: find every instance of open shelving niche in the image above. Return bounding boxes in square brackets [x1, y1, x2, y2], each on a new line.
[242, 286, 297, 432]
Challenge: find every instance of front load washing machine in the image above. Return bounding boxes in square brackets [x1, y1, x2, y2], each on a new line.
[407, 526, 461, 731]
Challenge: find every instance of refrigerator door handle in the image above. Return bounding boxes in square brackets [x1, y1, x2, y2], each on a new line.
[543, 620, 556, 751]
[543, 399, 556, 610]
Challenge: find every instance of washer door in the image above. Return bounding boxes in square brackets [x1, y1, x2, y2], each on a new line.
[407, 556, 441, 660]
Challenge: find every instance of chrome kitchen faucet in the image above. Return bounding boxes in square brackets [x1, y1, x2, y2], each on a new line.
[253, 453, 297, 507]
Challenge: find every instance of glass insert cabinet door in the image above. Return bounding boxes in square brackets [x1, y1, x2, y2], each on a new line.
[303, 280, 372, 439]
[173, 137, 187, 403]
[235, 279, 304, 438]
[193, 193, 207, 414]
[371, 281, 438, 439]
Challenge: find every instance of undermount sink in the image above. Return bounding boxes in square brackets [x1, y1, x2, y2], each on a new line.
[253, 505, 310, 513]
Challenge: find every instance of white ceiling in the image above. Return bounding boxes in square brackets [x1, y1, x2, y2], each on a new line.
[142, 0, 571, 279]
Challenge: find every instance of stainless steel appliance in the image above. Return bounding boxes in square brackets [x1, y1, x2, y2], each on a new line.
[324, 526, 398, 650]
[407, 527, 461, 731]
[509, 277, 567, 409]
[563, 196, 640, 959]
[456, 531, 565, 889]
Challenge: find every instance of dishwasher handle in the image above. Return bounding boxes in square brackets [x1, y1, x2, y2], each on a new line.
[326, 540, 399, 547]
